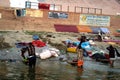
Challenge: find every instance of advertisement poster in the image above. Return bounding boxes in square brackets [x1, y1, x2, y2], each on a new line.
[79, 14, 110, 27]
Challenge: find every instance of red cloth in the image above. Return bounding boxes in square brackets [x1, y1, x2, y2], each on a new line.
[104, 53, 110, 59]
[38, 3, 50, 10]
[32, 40, 46, 47]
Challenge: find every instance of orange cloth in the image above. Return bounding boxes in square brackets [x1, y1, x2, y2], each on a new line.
[77, 25, 92, 33]
[77, 60, 83, 67]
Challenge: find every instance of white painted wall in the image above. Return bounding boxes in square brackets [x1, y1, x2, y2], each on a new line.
[10, 0, 38, 9]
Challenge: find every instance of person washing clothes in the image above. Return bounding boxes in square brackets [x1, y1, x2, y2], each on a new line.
[21, 42, 36, 68]
[106, 45, 116, 67]
[76, 36, 87, 67]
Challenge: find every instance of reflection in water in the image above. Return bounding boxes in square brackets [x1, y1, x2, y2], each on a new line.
[0, 48, 120, 80]
[28, 67, 36, 80]
[0, 60, 120, 80]
[76, 67, 83, 80]
[107, 71, 120, 80]
[0, 62, 8, 79]
[19, 73, 26, 80]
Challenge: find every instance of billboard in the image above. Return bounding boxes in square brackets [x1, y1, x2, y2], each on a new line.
[79, 14, 110, 27]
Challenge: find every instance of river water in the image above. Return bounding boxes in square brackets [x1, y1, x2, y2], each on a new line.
[0, 47, 120, 80]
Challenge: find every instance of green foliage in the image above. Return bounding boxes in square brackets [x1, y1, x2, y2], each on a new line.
[0, 31, 9, 33]
[24, 31, 46, 35]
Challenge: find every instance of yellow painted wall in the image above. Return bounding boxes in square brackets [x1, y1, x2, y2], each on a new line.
[26, 9, 43, 17]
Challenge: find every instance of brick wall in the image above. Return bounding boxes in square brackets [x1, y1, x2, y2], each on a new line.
[0, 7, 120, 33]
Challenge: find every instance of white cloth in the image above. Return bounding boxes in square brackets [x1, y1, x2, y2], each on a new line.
[35, 46, 60, 59]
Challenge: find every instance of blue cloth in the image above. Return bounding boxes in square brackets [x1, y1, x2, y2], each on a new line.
[73, 41, 80, 46]
[32, 35, 39, 40]
[65, 40, 72, 44]
[100, 28, 110, 34]
[83, 49, 88, 57]
[81, 41, 91, 50]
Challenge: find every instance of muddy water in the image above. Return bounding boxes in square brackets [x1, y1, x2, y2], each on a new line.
[0, 48, 120, 80]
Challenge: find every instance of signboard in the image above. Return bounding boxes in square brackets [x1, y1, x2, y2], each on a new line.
[79, 14, 110, 27]
[26, 9, 43, 17]
[48, 12, 68, 19]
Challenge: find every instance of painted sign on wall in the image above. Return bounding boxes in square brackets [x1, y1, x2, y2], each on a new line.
[48, 12, 68, 19]
[26, 9, 43, 17]
[79, 14, 110, 27]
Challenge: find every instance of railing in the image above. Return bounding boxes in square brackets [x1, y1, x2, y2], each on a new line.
[74, 6, 102, 14]
[25, 1, 102, 14]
